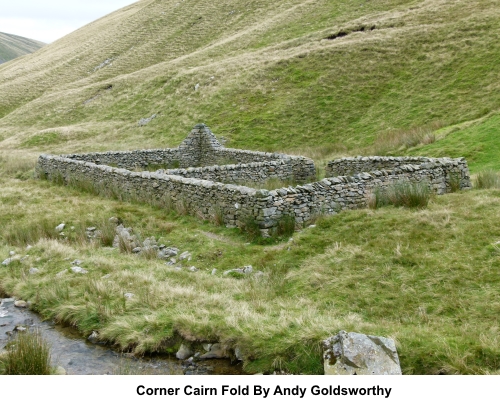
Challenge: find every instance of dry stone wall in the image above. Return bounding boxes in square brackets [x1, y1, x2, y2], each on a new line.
[160, 160, 300, 185]
[36, 125, 471, 235]
[326, 156, 471, 193]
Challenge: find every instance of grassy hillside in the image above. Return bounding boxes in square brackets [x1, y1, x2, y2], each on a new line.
[0, 0, 498, 160]
[0, 0, 499, 374]
[0, 32, 45, 64]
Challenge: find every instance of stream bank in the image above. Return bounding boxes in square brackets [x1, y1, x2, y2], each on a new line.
[0, 298, 245, 375]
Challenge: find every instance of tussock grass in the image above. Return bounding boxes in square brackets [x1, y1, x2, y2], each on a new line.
[370, 123, 441, 155]
[0, 152, 36, 180]
[4, 218, 60, 246]
[474, 170, 500, 189]
[369, 180, 432, 209]
[1, 329, 52, 375]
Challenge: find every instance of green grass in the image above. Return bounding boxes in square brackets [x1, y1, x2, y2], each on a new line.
[409, 113, 500, 172]
[0, 0, 499, 156]
[0, 32, 44, 65]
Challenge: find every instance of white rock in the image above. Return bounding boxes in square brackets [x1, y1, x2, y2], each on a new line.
[71, 266, 88, 274]
[323, 331, 402, 375]
[55, 223, 65, 232]
[176, 344, 194, 360]
[29, 268, 39, 274]
[14, 300, 28, 308]
[124, 293, 135, 299]
[2, 258, 13, 266]
[54, 366, 67, 375]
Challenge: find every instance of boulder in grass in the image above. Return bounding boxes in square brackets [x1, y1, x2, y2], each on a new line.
[323, 330, 402, 375]
[176, 344, 194, 360]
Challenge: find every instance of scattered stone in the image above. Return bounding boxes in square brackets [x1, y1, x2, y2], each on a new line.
[109, 217, 119, 224]
[9, 251, 15, 256]
[93, 58, 113, 72]
[211, 268, 217, 275]
[124, 293, 135, 299]
[26, 245, 33, 251]
[200, 343, 228, 359]
[56, 270, 68, 277]
[2, 258, 13, 266]
[132, 247, 142, 254]
[308, 224, 316, 228]
[163, 247, 179, 257]
[86, 227, 96, 232]
[143, 237, 157, 247]
[14, 325, 27, 332]
[55, 223, 65, 232]
[101, 274, 111, 279]
[188, 266, 198, 272]
[71, 266, 88, 274]
[54, 366, 67, 375]
[223, 265, 253, 276]
[194, 83, 200, 91]
[29, 267, 39, 274]
[14, 300, 28, 308]
[71, 260, 83, 266]
[323, 330, 402, 375]
[179, 251, 191, 261]
[138, 114, 157, 127]
[234, 347, 244, 361]
[88, 331, 100, 344]
[176, 344, 194, 360]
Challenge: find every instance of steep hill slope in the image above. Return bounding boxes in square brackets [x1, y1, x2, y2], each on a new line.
[0, 0, 498, 159]
[0, 32, 45, 64]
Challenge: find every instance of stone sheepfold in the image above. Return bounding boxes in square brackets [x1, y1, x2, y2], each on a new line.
[36, 124, 471, 235]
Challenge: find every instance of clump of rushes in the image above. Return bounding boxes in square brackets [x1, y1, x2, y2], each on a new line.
[474, 170, 500, 189]
[4, 217, 60, 246]
[370, 180, 431, 209]
[1, 329, 52, 375]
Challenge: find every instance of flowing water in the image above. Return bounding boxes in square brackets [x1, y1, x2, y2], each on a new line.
[0, 298, 244, 375]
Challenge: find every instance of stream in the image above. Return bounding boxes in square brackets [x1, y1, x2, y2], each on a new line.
[0, 298, 245, 375]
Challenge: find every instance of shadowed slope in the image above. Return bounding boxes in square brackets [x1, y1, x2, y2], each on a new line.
[0, 32, 45, 64]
